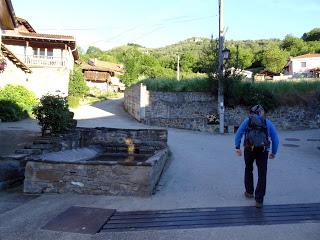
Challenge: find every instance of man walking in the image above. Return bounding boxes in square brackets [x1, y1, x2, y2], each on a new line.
[234, 104, 279, 208]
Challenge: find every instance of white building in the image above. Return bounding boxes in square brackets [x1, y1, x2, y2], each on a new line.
[285, 53, 320, 78]
[0, 3, 79, 98]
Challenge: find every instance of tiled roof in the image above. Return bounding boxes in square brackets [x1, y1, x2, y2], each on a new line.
[292, 53, 320, 59]
[82, 59, 124, 73]
[3, 30, 75, 41]
[16, 17, 36, 33]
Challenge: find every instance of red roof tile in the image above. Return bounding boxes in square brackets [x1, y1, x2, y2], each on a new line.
[292, 53, 320, 59]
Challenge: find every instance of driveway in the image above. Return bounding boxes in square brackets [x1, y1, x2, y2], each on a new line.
[0, 97, 320, 240]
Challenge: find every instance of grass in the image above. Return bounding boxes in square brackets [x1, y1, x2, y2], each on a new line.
[139, 76, 320, 109]
[252, 80, 320, 106]
[140, 76, 211, 92]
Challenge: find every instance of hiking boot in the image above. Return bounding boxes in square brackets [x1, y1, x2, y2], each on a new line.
[244, 192, 254, 199]
[255, 201, 263, 208]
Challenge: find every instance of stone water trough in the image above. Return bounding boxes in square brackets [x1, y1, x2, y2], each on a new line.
[23, 127, 169, 196]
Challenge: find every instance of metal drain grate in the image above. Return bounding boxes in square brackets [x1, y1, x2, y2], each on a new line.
[101, 203, 320, 232]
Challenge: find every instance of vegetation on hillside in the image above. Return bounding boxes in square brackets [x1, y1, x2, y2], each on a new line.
[80, 28, 320, 87]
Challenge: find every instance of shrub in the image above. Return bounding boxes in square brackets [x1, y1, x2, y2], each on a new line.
[0, 84, 37, 115]
[33, 94, 77, 135]
[67, 95, 81, 108]
[68, 66, 89, 96]
[0, 100, 26, 122]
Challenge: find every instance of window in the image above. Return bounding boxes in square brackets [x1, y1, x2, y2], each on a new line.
[32, 48, 53, 58]
[47, 49, 53, 58]
[39, 48, 45, 56]
[301, 62, 306, 68]
[33, 48, 38, 56]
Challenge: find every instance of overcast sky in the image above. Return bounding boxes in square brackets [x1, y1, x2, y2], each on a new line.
[12, 0, 320, 50]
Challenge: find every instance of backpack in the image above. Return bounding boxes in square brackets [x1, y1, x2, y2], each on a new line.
[244, 114, 270, 150]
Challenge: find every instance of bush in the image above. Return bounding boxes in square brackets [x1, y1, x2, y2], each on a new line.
[33, 94, 77, 135]
[0, 100, 27, 122]
[0, 84, 37, 115]
[67, 95, 81, 108]
[68, 66, 89, 96]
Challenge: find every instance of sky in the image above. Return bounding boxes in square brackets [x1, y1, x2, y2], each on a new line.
[12, 0, 320, 50]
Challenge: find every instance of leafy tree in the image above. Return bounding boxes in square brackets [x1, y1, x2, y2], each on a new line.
[180, 51, 197, 72]
[228, 46, 254, 69]
[307, 41, 320, 53]
[120, 48, 143, 86]
[262, 44, 289, 73]
[281, 35, 309, 56]
[68, 66, 89, 96]
[302, 28, 320, 41]
[86, 46, 104, 57]
[195, 37, 218, 74]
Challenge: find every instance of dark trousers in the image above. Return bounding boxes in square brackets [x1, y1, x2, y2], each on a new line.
[244, 149, 268, 203]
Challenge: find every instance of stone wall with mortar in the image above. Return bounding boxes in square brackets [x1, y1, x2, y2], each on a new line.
[124, 85, 320, 132]
[22, 127, 169, 195]
[24, 148, 169, 196]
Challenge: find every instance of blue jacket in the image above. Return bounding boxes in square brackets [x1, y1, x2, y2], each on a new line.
[234, 117, 279, 155]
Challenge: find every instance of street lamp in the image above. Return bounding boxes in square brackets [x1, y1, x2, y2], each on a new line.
[222, 48, 230, 61]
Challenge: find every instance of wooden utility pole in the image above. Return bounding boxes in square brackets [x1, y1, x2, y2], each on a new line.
[177, 55, 180, 81]
[218, 0, 225, 134]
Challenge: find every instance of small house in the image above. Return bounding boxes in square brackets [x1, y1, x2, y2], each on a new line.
[284, 53, 320, 78]
[81, 59, 125, 92]
[0, 0, 79, 97]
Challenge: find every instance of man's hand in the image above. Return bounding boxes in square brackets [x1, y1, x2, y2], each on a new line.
[269, 153, 276, 159]
[235, 149, 242, 156]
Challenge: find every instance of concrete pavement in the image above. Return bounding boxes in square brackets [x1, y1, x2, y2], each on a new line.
[0, 97, 320, 240]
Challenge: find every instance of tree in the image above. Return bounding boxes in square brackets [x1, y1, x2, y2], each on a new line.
[120, 48, 143, 86]
[195, 37, 218, 74]
[68, 65, 89, 96]
[302, 28, 320, 41]
[228, 46, 254, 69]
[262, 44, 289, 73]
[180, 51, 197, 72]
[281, 35, 309, 56]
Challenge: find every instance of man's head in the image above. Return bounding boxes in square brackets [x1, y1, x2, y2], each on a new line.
[250, 104, 265, 116]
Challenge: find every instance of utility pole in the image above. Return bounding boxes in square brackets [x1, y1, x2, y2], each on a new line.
[177, 55, 180, 81]
[218, 0, 225, 134]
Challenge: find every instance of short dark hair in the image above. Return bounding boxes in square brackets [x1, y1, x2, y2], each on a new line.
[250, 104, 264, 115]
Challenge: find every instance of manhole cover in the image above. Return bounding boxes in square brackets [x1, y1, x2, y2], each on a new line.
[283, 144, 300, 148]
[307, 139, 320, 142]
[42, 206, 115, 234]
[285, 138, 300, 142]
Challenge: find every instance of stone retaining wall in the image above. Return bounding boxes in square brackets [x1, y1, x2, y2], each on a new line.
[124, 84, 320, 132]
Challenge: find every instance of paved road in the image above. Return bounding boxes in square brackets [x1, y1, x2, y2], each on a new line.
[0, 98, 320, 240]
